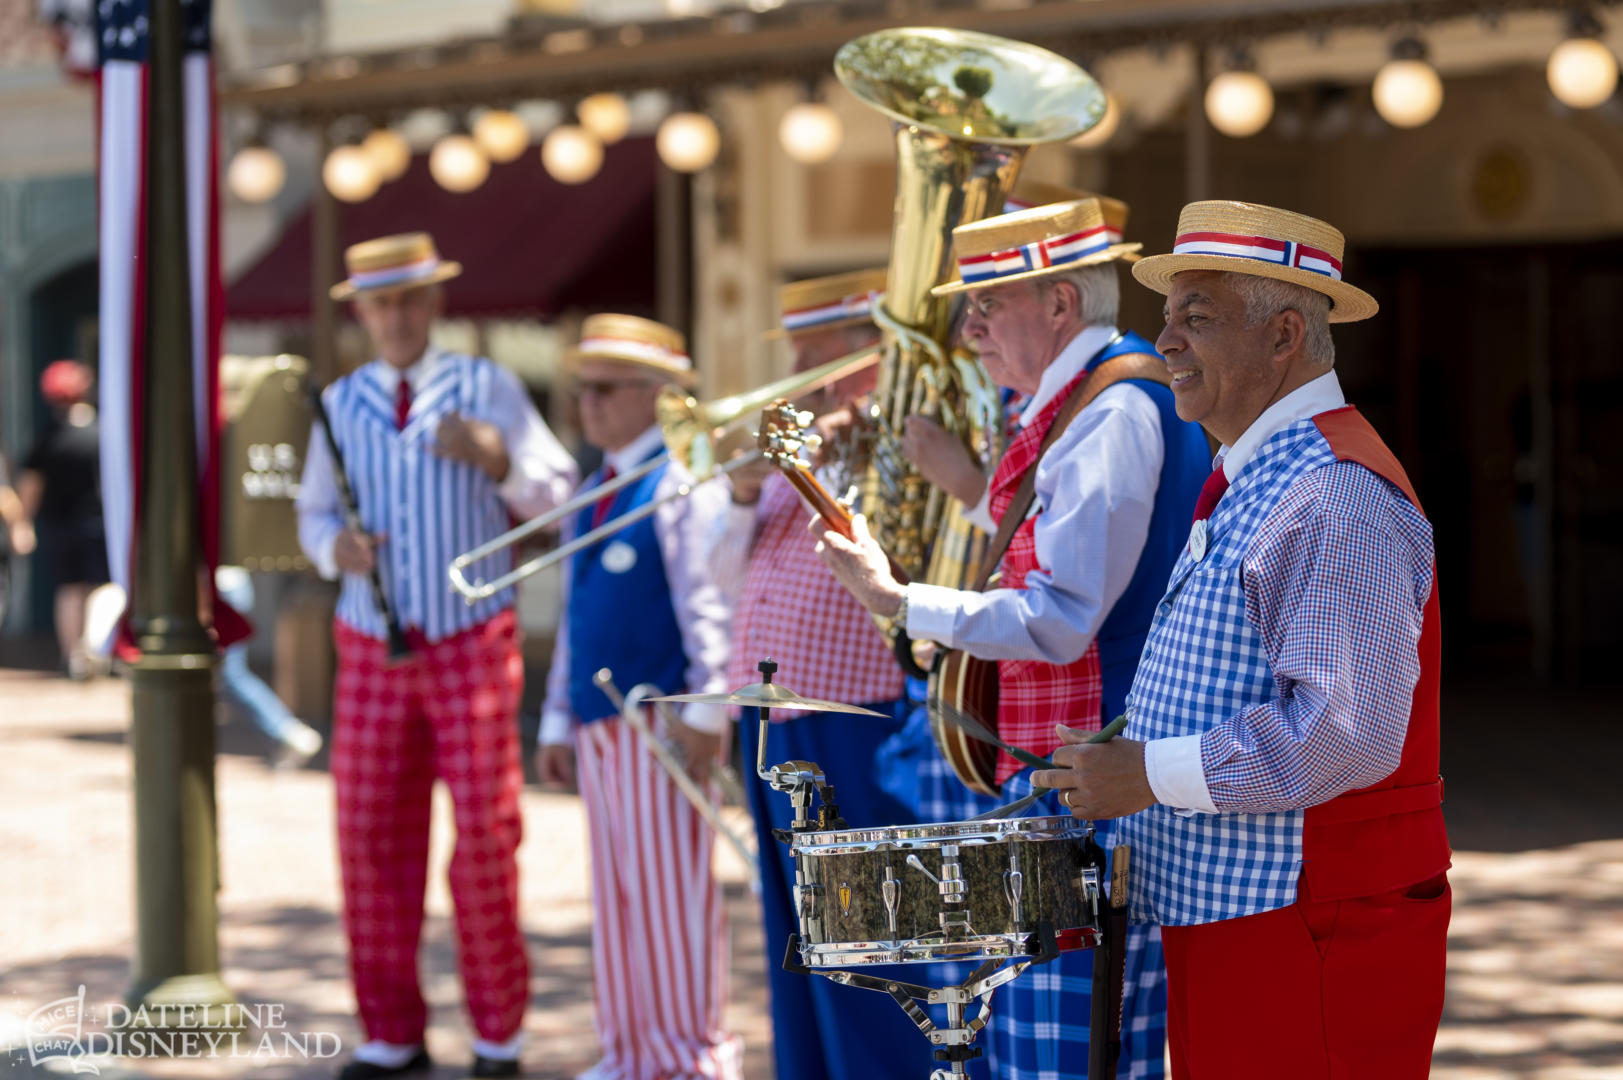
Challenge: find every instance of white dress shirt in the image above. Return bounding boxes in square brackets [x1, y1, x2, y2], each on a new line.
[540, 424, 733, 744]
[903, 325, 1165, 664]
[297, 346, 577, 580]
[1143, 369, 1347, 814]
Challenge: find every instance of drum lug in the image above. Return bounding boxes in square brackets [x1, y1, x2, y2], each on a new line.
[1003, 848, 1025, 929]
[882, 865, 900, 940]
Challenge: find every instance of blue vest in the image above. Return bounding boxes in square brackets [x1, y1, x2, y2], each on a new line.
[566, 451, 689, 723]
[1084, 332, 1212, 722]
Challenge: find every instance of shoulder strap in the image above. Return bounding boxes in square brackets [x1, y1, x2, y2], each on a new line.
[973, 349, 1170, 591]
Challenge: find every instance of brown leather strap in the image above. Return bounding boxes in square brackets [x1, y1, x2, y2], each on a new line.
[974, 351, 1170, 591]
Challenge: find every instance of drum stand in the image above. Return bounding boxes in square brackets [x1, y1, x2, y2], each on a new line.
[783, 928, 1060, 1080]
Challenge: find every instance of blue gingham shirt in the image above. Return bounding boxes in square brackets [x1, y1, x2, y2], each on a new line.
[1118, 374, 1434, 925]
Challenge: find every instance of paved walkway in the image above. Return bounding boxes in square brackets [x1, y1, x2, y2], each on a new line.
[0, 668, 1618, 1078]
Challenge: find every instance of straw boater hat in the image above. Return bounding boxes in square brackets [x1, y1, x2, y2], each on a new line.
[766, 268, 888, 340]
[329, 232, 462, 301]
[566, 313, 699, 389]
[932, 197, 1142, 297]
[1131, 201, 1378, 323]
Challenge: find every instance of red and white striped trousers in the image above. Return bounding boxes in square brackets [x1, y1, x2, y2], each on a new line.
[575, 717, 743, 1080]
[331, 612, 528, 1047]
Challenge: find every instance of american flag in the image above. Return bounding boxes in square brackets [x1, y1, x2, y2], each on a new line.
[96, 0, 247, 652]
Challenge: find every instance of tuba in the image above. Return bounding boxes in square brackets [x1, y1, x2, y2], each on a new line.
[832, 29, 1106, 796]
[834, 28, 1106, 606]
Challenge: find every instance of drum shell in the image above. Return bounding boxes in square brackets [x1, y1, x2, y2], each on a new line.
[790, 816, 1099, 965]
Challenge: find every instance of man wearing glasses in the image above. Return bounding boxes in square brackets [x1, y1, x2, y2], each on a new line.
[535, 314, 740, 1080]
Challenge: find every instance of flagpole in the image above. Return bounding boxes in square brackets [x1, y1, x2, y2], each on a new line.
[126, 0, 234, 1018]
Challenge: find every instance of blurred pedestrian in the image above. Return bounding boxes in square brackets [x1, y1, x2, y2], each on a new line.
[15, 360, 107, 679]
[214, 565, 323, 766]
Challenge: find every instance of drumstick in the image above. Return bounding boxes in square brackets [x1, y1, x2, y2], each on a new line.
[969, 715, 1129, 821]
[927, 698, 1057, 773]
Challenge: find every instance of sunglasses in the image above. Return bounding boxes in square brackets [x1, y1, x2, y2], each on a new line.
[574, 378, 658, 399]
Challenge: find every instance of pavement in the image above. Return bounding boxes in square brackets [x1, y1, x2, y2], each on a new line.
[0, 663, 1619, 1079]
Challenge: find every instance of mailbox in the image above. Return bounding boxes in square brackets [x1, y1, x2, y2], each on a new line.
[221, 354, 311, 572]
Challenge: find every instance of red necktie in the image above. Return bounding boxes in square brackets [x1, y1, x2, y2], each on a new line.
[1192, 464, 1230, 522]
[590, 466, 617, 529]
[394, 378, 412, 431]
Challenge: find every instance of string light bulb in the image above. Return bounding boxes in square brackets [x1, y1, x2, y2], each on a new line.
[322, 143, 380, 203]
[578, 93, 631, 144]
[1548, 12, 1618, 109]
[430, 132, 490, 193]
[778, 101, 843, 164]
[361, 127, 411, 182]
[472, 108, 530, 163]
[227, 142, 285, 204]
[541, 124, 604, 184]
[657, 111, 720, 173]
[1373, 39, 1444, 128]
[1205, 68, 1274, 138]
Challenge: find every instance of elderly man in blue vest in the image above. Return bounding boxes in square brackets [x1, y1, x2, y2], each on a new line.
[297, 232, 578, 1080]
[816, 195, 1212, 1080]
[535, 314, 741, 1080]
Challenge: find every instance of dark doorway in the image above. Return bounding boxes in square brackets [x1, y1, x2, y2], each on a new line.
[1336, 239, 1623, 687]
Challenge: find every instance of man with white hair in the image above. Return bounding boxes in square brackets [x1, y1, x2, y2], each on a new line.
[816, 196, 1211, 1080]
[1035, 201, 1450, 1079]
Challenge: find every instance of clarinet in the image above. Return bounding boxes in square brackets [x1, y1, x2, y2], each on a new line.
[306, 381, 413, 661]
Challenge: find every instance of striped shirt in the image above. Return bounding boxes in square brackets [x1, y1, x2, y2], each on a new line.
[296, 348, 577, 643]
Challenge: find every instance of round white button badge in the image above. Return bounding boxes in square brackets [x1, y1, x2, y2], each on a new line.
[601, 540, 638, 574]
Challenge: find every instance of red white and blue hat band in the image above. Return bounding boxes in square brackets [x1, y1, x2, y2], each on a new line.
[957, 224, 1122, 284]
[781, 290, 880, 332]
[1172, 231, 1343, 281]
[347, 256, 446, 291]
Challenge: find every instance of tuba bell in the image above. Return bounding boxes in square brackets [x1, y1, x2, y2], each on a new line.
[832, 27, 1106, 614]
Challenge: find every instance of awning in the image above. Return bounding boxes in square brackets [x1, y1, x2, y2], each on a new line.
[227, 137, 658, 321]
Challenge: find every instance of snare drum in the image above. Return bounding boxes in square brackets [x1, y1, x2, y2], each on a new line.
[788, 815, 1102, 967]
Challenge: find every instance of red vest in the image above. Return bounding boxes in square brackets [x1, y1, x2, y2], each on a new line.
[1303, 407, 1452, 900]
[985, 372, 1103, 783]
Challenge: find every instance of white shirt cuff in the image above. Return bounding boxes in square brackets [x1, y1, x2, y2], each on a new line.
[963, 486, 996, 535]
[904, 582, 964, 647]
[496, 457, 533, 503]
[678, 702, 728, 735]
[539, 707, 578, 747]
[1144, 734, 1218, 815]
[310, 530, 340, 581]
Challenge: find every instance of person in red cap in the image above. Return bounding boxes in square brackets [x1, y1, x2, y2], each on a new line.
[14, 360, 107, 679]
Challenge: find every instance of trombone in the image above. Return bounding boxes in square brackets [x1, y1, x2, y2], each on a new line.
[447, 345, 878, 603]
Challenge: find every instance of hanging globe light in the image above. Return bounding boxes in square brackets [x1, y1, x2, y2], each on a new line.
[657, 111, 720, 173]
[541, 124, 604, 184]
[578, 93, 631, 144]
[1373, 39, 1444, 128]
[778, 101, 843, 164]
[473, 108, 530, 163]
[323, 143, 380, 203]
[1205, 69, 1274, 138]
[1069, 92, 1121, 150]
[361, 127, 411, 182]
[1548, 37, 1618, 108]
[430, 133, 490, 193]
[227, 142, 286, 204]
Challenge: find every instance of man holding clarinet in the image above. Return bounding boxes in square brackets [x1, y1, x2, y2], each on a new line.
[297, 232, 577, 1080]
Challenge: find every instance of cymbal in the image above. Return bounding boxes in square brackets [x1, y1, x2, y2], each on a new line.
[648, 682, 888, 717]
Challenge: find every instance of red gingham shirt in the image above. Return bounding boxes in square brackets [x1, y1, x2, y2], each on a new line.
[986, 372, 1104, 782]
[725, 472, 906, 718]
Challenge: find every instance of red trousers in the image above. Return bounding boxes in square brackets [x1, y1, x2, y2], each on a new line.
[331, 613, 528, 1046]
[1160, 873, 1450, 1080]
